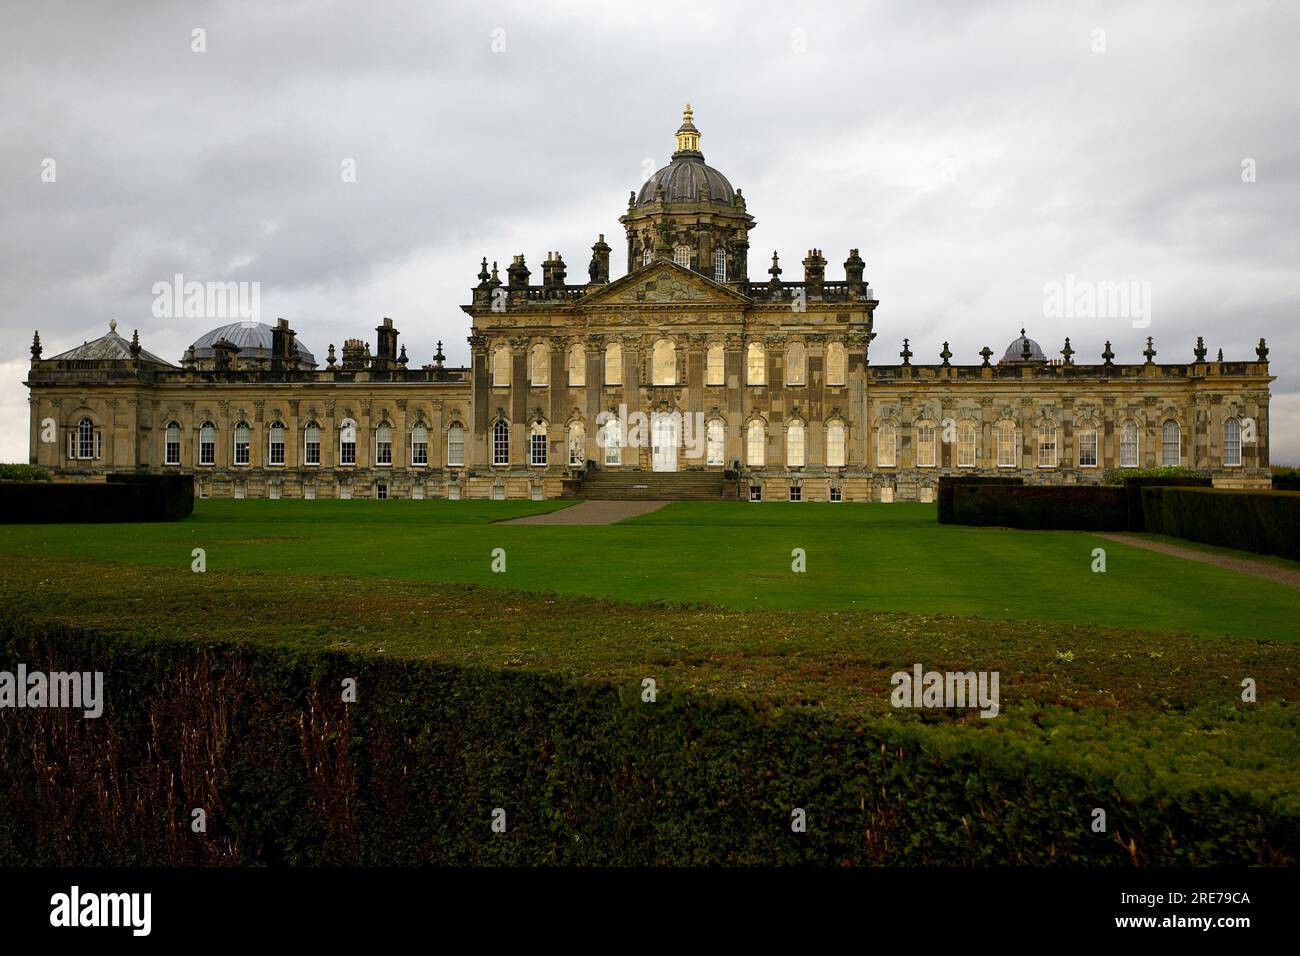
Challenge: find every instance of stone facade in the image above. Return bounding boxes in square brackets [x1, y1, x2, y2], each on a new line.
[24, 108, 1275, 501]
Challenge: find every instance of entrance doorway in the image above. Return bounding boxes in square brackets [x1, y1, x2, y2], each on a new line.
[651, 413, 679, 472]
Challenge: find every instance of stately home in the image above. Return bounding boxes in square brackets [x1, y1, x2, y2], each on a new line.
[26, 106, 1275, 502]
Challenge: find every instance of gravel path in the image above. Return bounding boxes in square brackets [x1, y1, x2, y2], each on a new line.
[1095, 533, 1300, 589]
[500, 500, 672, 525]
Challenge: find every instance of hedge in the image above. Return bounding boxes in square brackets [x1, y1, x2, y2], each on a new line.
[0, 464, 50, 482]
[1102, 466, 1210, 486]
[1120, 475, 1212, 531]
[936, 475, 1023, 524]
[0, 616, 1294, 866]
[1273, 467, 1300, 492]
[0, 474, 193, 523]
[951, 484, 1128, 531]
[1141, 487, 1300, 562]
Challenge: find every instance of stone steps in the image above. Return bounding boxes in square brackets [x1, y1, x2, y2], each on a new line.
[575, 471, 730, 500]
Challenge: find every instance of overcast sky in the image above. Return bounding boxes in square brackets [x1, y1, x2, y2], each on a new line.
[2, 0, 1297, 462]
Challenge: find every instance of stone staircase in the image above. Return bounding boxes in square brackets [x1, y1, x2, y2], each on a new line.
[573, 470, 732, 500]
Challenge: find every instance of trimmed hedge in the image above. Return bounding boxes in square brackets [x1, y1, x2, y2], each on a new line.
[951, 484, 1128, 531]
[1120, 475, 1212, 531]
[0, 474, 193, 523]
[1141, 487, 1300, 562]
[0, 464, 50, 482]
[1273, 467, 1300, 492]
[1102, 466, 1210, 486]
[0, 616, 1294, 866]
[936, 475, 1023, 524]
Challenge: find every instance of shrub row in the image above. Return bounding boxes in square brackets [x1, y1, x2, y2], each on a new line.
[950, 483, 1129, 531]
[936, 475, 1023, 524]
[0, 464, 50, 482]
[1272, 467, 1300, 492]
[2, 617, 1294, 866]
[1141, 487, 1300, 562]
[0, 473, 193, 523]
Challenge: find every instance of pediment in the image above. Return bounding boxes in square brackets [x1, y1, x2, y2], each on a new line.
[580, 260, 751, 307]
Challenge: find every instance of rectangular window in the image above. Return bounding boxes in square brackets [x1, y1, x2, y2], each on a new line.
[200, 430, 215, 466]
[1120, 425, 1139, 468]
[789, 485, 801, 502]
[706, 346, 725, 386]
[749, 485, 762, 502]
[916, 424, 936, 468]
[269, 484, 281, 500]
[269, 430, 285, 466]
[1079, 429, 1098, 468]
[830, 486, 842, 502]
[304, 484, 316, 500]
[957, 423, 976, 468]
[447, 425, 465, 467]
[338, 484, 352, 500]
[165, 440, 180, 465]
[1038, 428, 1057, 468]
[234, 424, 250, 466]
[412, 435, 428, 466]
[997, 423, 1017, 468]
[375, 482, 388, 500]
[340, 441, 356, 465]
[880, 486, 894, 503]
[530, 431, 547, 466]
[233, 482, 246, 499]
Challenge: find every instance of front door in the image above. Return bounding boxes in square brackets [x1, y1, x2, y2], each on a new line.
[652, 414, 678, 472]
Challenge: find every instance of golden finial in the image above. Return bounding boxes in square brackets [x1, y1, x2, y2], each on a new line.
[675, 103, 700, 154]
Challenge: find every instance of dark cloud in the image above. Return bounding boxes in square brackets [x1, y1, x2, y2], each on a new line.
[2, 0, 1297, 461]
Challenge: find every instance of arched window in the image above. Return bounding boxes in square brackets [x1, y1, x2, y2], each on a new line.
[1224, 417, 1242, 466]
[787, 421, 806, 467]
[673, 244, 691, 268]
[652, 339, 676, 385]
[706, 419, 725, 465]
[529, 421, 548, 466]
[605, 342, 623, 385]
[1037, 423, 1057, 468]
[199, 421, 216, 466]
[268, 421, 285, 466]
[1161, 419, 1180, 465]
[73, 417, 97, 460]
[996, 420, 1018, 468]
[957, 421, 977, 468]
[915, 422, 936, 468]
[713, 247, 726, 282]
[373, 423, 392, 466]
[602, 418, 622, 466]
[411, 424, 428, 466]
[641, 247, 653, 267]
[339, 419, 357, 465]
[746, 342, 766, 385]
[826, 421, 846, 468]
[164, 421, 181, 466]
[529, 343, 549, 386]
[233, 421, 251, 466]
[567, 421, 585, 466]
[826, 342, 847, 386]
[303, 422, 321, 466]
[492, 345, 510, 387]
[1120, 420, 1140, 468]
[877, 422, 897, 467]
[786, 342, 806, 386]
[492, 420, 509, 466]
[568, 343, 586, 387]
[446, 423, 465, 467]
[746, 420, 765, 466]
[1078, 423, 1098, 468]
[706, 344, 725, 386]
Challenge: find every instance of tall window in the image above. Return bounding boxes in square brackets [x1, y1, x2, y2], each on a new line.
[605, 342, 623, 385]
[787, 421, 806, 467]
[713, 247, 726, 282]
[304, 422, 321, 465]
[707, 419, 725, 465]
[825, 342, 847, 386]
[339, 419, 357, 466]
[877, 422, 897, 467]
[411, 424, 428, 466]
[268, 422, 285, 465]
[786, 342, 806, 386]
[602, 419, 622, 466]
[641, 247, 652, 266]
[746, 420, 765, 466]
[673, 244, 691, 268]
[746, 342, 766, 385]
[916, 423, 936, 468]
[1078, 424, 1098, 468]
[567, 421, 585, 466]
[447, 423, 465, 467]
[706, 344, 725, 386]
[529, 343, 549, 386]
[375, 423, 393, 466]
[1120, 421, 1139, 468]
[74, 417, 98, 460]
[996, 421, 1018, 468]
[164, 421, 181, 465]
[1161, 419, 1180, 465]
[199, 422, 216, 466]
[529, 422, 547, 466]
[1037, 424, 1057, 468]
[492, 346, 510, 387]
[826, 422, 846, 468]
[492, 420, 509, 466]
[1224, 418, 1242, 466]
[652, 339, 676, 385]
[234, 422, 251, 466]
[568, 343, 586, 386]
[957, 421, 976, 468]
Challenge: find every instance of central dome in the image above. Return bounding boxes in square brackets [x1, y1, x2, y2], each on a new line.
[635, 104, 736, 207]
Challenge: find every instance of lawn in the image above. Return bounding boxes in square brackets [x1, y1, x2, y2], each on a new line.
[0, 499, 1296, 640]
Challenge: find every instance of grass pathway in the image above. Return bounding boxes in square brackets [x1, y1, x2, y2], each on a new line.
[1097, 532, 1300, 589]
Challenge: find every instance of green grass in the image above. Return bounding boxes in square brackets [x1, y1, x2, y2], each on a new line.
[0, 499, 1296, 640]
